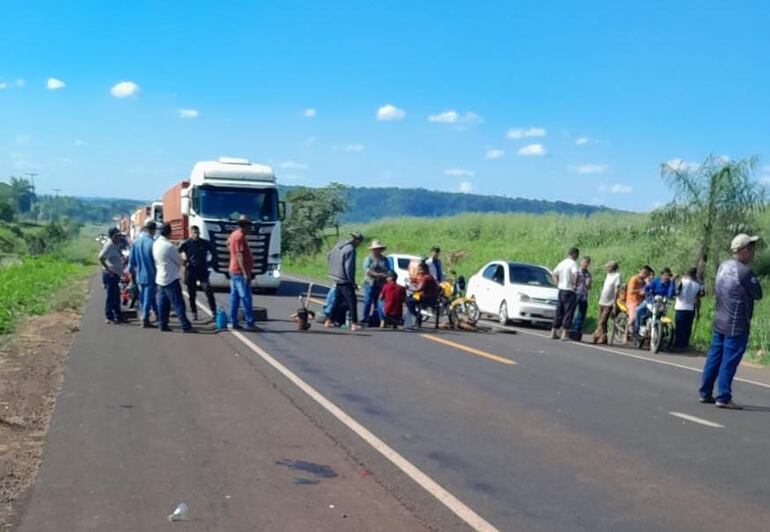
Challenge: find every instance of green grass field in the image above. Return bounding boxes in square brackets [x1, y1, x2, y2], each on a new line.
[284, 211, 770, 364]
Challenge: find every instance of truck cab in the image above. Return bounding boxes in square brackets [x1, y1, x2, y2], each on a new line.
[179, 157, 284, 291]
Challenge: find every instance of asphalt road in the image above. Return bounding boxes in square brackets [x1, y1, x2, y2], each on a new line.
[17, 275, 770, 531]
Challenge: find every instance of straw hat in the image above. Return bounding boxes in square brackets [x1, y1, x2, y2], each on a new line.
[368, 239, 387, 250]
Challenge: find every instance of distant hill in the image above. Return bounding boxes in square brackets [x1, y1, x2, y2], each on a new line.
[281, 186, 613, 223]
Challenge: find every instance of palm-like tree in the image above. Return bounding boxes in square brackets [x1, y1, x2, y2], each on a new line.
[651, 155, 765, 281]
[8, 176, 36, 214]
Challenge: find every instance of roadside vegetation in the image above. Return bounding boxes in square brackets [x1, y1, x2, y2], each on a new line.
[283, 157, 770, 363]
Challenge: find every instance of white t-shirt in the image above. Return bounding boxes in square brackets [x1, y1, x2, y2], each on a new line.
[599, 271, 622, 306]
[152, 236, 183, 286]
[675, 278, 702, 311]
[553, 258, 578, 291]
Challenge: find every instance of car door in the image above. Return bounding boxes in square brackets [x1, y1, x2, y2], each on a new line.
[475, 263, 501, 312]
[488, 264, 507, 312]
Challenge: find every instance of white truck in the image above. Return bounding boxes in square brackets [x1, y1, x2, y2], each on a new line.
[163, 157, 285, 292]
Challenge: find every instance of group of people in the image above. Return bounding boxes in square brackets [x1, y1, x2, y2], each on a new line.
[97, 215, 258, 332]
[549, 233, 763, 409]
[323, 233, 443, 331]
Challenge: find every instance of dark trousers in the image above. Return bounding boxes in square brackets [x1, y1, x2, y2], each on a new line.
[571, 298, 588, 332]
[157, 280, 192, 330]
[102, 272, 122, 321]
[331, 282, 358, 324]
[186, 270, 216, 314]
[553, 290, 577, 330]
[674, 309, 696, 349]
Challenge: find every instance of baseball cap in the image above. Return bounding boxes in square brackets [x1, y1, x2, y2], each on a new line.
[730, 234, 760, 252]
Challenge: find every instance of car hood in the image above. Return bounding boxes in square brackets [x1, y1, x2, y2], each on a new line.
[510, 284, 559, 302]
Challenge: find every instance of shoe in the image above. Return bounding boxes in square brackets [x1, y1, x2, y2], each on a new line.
[699, 396, 716, 404]
[142, 321, 157, 329]
[105, 319, 116, 325]
[244, 324, 260, 331]
[560, 329, 569, 341]
[182, 328, 198, 334]
[160, 326, 172, 332]
[715, 400, 743, 410]
[350, 324, 362, 332]
[192, 312, 199, 321]
[549, 329, 559, 339]
[231, 324, 243, 330]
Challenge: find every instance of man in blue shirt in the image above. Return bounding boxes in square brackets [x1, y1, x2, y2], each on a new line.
[634, 267, 675, 335]
[128, 220, 158, 328]
[699, 234, 763, 409]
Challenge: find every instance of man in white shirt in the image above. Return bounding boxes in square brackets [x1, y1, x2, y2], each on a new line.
[673, 267, 703, 351]
[592, 261, 621, 344]
[550, 247, 579, 341]
[152, 223, 193, 333]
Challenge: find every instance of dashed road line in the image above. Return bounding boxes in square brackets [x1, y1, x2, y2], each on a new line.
[669, 411, 725, 428]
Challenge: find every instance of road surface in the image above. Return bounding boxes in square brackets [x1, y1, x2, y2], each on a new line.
[17, 276, 770, 531]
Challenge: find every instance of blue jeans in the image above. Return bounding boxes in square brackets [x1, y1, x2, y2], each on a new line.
[102, 272, 121, 321]
[138, 283, 157, 322]
[157, 280, 191, 330]
[634, 304, 651, 333]
[229, 274, 254, 327]
[699, 331, 749, 403]
[362, 283, 383, 323]
[571, 298, 588, 332]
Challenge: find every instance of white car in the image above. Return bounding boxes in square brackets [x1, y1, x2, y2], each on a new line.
[467, 261, 559, 325]
[386, 253, 421, 287]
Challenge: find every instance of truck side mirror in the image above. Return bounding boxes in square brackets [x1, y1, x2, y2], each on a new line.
[279, 201, 291, 221]
[181, 196, 190, 215]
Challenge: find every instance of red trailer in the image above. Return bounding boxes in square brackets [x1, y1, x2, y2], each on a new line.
[162, 181, 191, 242]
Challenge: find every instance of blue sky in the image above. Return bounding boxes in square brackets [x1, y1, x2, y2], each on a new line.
[1, 0, 769, 211]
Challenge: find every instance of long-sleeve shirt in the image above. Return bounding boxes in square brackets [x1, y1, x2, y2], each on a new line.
[128, 232, 156, 285]
[713, 258, 763, 336]
[327, 240, 356, 284]
[644, 277, 675, 302]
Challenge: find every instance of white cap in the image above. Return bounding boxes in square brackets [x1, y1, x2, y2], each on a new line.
[730, 233, 760, 252]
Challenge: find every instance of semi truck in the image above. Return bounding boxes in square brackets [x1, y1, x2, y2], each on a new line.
[130, 202, 163, 240]
[161, 157, 285, 291]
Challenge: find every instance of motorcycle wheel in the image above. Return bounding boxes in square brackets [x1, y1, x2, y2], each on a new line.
[650, 321, 663, 354]
[610, 313, 627, 345]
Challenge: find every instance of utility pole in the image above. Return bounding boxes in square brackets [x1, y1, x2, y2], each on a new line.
[52, 188, 61, 197]
[25, 172, 38, 193]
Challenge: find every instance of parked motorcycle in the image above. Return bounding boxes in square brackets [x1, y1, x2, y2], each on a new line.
[438, 274, 480, 328]
[634, 295, 673, 353]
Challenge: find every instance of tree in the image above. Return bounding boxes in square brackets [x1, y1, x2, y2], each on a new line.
[651, 155, 766, 282]
[7, 176, 36, 215]
[282, 183, 348, 258]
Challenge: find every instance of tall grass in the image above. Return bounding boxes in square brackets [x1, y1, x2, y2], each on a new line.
[284, 211, 770, 362]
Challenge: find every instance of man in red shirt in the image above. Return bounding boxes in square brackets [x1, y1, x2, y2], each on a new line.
[227, 215, 256, 330]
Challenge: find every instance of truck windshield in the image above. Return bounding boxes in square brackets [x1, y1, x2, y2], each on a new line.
[196, 186, 278, 222]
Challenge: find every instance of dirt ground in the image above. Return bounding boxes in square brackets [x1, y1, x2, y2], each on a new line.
[0, 306, 83, 530]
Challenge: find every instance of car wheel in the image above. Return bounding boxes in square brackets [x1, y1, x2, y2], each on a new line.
[498, 301, 510, 325]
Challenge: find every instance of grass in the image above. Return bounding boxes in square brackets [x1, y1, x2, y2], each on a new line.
[284, 211, 770, 363]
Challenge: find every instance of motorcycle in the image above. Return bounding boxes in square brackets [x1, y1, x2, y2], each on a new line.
[633, 295, 673, 353]
[438, 274, 480, 329]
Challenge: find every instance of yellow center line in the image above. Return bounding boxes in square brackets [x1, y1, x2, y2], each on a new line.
[419, 334, 517, 365]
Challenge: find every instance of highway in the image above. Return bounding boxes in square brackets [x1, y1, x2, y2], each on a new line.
[17, 276, 770, 531]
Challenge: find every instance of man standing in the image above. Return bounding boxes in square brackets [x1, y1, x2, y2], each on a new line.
[571, 256, 593, 337]
[325, 232, 364, 331]
[551, 247, 579, 341]
[227, 216, 257, 330]
[593, 261, 621, 344]
[152, 223, 193, 333]
[361, 240, 389, 326]
[673, 267, 703, 351]
[98, 227, 125, 324]
[426, 246, 443, 283]
[179, 225, 216, 321]
[699, 234, 763, 409]
[128, 219, 158, 328]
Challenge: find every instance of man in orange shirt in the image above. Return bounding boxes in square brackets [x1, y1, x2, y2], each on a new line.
[625, 265, 652, 338]
[227, 215, 256, 330]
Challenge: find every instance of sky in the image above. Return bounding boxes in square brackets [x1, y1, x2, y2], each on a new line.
[2, 0, 770, 211]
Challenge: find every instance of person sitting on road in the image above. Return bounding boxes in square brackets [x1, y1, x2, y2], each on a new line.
[405, 262, 439, 326]
[379, 271, 406, 328]
[633, 267, 675, 335]
[322, 285, 348, 326]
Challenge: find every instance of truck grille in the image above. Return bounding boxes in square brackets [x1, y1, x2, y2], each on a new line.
[208, 224, 272, 276]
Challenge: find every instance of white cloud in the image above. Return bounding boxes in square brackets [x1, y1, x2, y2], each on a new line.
[110, 80, 139, 98]
[177, 108, 199, 118]
[376, 104, 406, 121]
[0, 79, 25, 90]
[444, 168, 475, 177]
[569, 163, 607, 175]
[279, 161, 309, 170]
[665, 158, 700, 171]
[598, 183, 633, 194]
[507, 127, 547, 139]
[75, 138, 88, 147]
[0, 82, 6, 90]
[47, 77, 66, 90]
[517, 143, 547, 157]
[428, 110, 483, 125]
[485, 149, 505, 160]
[344, 144, 365, 152]
[15, 79, 25, 88]
[459, 181, 474, 194]
[304, 108, 317, 118]
[575, 137, 589, 146]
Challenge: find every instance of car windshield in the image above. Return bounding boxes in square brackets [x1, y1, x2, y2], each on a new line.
[196, 186, 278, 222]
[508, 264, 556, 287]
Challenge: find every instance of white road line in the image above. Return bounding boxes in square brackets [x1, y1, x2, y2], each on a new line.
[668, 411, 725, 428]
[187, 293, 499, 532]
